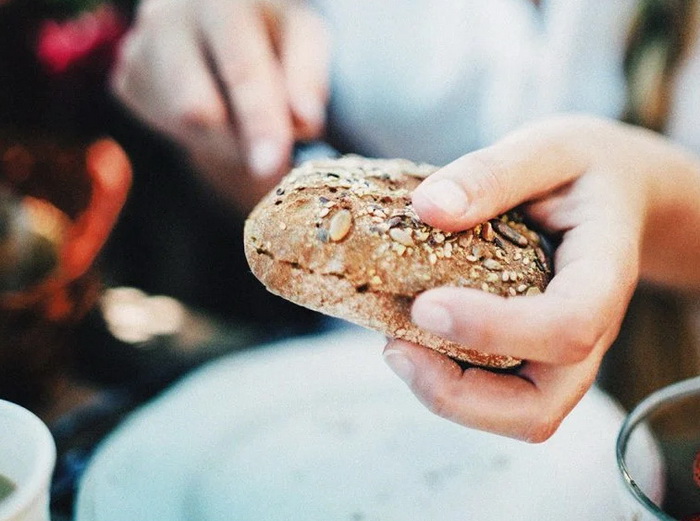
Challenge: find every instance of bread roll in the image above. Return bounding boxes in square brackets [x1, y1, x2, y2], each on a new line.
[244, 156, 552, 369]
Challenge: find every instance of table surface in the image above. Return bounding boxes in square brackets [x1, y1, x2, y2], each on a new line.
[43, 297, 279, 521]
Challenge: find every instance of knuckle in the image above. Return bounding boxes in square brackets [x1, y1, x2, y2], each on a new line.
[467, 151, 511, 208]
[523, 416, 561, 443]
[109, 62, 127, 98]
[109, 52, 141, 107]
[222, 67, 284, 124]
[426, 394, 453, 421]
[461, 319, 497, 353]
[177, 102, 227, 130]
[423, 384, 459, 421]
[556, 314, 600, 363]
[221, 57, 268, 91]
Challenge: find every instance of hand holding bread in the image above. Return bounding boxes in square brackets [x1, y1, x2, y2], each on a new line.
[246, 115, 700, 442]
[244, 155, 552, 369]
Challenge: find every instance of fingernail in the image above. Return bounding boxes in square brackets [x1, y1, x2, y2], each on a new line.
[294, 98, 325, 126]
[249, 139, 283, 178]
[383, 350, 415, 384]
[412, 302, 453, 336]
[414, 179, 469, 217]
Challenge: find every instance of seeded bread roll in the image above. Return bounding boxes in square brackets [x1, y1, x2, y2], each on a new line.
[244, 155, 552, 369]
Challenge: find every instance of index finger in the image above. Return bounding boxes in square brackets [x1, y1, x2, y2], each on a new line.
[200, 2, 293, 178]
[411, 116, 600, 232]
[383, 338, 603, 442]
[279, 5, 330, 138]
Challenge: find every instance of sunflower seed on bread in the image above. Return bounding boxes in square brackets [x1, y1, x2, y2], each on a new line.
[244, 155, 552, 369]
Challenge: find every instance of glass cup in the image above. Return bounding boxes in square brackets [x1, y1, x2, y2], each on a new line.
[0, 400, 56, 521]
[617, 376, 700, 520]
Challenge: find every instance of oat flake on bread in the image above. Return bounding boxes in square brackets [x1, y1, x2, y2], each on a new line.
[244, 155, 553, 369]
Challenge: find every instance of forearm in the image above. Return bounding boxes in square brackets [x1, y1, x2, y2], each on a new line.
[640, 143, 700, 291]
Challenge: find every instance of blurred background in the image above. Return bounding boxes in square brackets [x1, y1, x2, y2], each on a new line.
[1, 1, 700, 519]
[0, 2, 325, 518]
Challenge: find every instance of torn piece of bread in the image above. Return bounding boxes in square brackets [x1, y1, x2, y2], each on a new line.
[244, 156, 552, 369]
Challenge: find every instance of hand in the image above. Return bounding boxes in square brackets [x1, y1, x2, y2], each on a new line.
[111, 0, 330, 213]
[383, 114, 700, 442]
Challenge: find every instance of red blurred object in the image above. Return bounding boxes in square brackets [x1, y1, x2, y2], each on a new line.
[35, 3, 127, 75]
[681, 454, 700, 521]
[0, 136, 132, 410]
[0, 138, 132, 320]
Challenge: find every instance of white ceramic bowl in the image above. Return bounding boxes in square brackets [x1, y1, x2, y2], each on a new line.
[0, 400, 56, 521]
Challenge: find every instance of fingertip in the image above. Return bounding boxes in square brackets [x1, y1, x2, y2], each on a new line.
[412, 178, 471, 231]
[291, 96, 326, 130]
[383, 346, 416, 385]
[247, 138, 289, 178]
[411, 294, 453, 337]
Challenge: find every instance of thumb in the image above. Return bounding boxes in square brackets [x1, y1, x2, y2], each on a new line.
[412, 118, 590, 231]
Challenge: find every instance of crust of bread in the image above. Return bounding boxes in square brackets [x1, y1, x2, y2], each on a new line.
[244, 155, 552, 369]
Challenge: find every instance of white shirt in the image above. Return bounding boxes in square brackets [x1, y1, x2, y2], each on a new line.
[311, 0, 700, 162]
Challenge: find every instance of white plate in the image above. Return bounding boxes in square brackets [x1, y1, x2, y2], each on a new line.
[75, 326, 661, 521]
